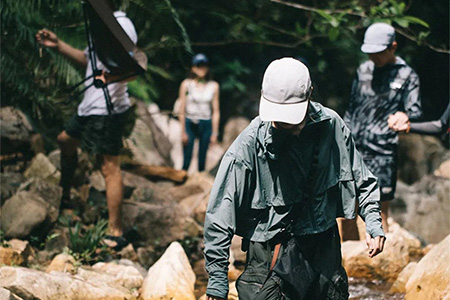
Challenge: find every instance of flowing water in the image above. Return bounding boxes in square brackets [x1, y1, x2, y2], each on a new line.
[194, 275, 405, 299]
[349, 278, 404, 300]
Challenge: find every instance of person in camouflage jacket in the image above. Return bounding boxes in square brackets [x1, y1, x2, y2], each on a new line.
[344, 23, 422, 233]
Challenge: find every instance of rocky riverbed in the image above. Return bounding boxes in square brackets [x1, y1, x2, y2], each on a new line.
[1, 104, 449, 300]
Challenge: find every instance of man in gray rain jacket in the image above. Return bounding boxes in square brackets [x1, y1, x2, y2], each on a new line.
[204, 58, 385, 300]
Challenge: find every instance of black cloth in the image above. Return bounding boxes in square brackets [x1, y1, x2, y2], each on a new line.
[65, 109, 131, 155]
[235, 226, 348, 300]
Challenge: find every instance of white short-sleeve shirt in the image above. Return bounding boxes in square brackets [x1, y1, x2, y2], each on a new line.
[78, 11, 137, 116]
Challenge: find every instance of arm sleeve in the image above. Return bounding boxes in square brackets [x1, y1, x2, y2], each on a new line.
[342, 122, 385, 238]
[403, 71, 422, 121]
[204, 154, 252, 299]
[410, 120, 443, 134]
[409, 103, 450, 135]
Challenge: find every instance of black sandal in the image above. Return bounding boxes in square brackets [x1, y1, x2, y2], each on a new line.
[102, 235, 130, 251]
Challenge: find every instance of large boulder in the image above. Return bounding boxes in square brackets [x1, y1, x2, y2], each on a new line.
[405, 234, 450, 300]
[1, 192, 49, 239]
[391, 174, 450, 243]
[0, 266, 133, 300]
[125, 119, 171, 166]
[23, 153, 60, 185]
[389, 262, 417, 294]
[397, 134, 448, 184]
[140, 242, 196, 300]
[148, 103, 184, 170]
[342, 221, 422, 282]
[0, 173, 25, 203]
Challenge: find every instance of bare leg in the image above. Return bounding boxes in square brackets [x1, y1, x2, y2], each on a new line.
[100, 154, 123, 237]
[381, 201, 389, 233]
[57, 131, 80, 201]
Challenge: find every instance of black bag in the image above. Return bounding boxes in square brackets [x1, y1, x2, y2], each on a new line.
[272, 238, 320, 300]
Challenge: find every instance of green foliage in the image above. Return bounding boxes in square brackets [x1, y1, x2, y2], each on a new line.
[65, 219, 109, 264]
[1, 0, 447, 138]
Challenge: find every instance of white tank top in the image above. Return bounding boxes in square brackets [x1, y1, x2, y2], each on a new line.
[185, 80, 215, 121]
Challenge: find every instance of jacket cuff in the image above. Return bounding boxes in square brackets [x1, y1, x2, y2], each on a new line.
[206, 270, 229, 299]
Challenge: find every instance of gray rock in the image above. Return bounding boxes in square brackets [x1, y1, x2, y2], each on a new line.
[17, 178, 61, 223]
[124, 118, 169, 167]
[0, 266, 133, 300]
[122, 201, 187, 247]
[222, 117, 250, 150]
[48, 149, 92, 187]
[391, 175, 450, 244]
[0, 107, 33, 155]
[0, 173, 25, 202]
[397, 134, 449, 184]
[44, 227, 70, 257]
[23, 153, 60, 185]
[112, 259, 148, 278]
[89, 171, 106, 192]
[91, 261, 144, 290]
[1, 192, 48, 239]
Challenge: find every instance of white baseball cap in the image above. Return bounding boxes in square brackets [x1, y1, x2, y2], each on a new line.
[361, 23, 396, 54]
[259, 57, 311, 124]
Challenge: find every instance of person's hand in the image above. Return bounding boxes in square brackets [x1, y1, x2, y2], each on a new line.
[36, 29, 59, 48]
[210, 134, 218, 145]
[388, 112, 410, 131]
[365, 232, 385, 258]
[182, 131, 189, 146]
[206, 296, 224, 300]
[95, 71, 109, 84]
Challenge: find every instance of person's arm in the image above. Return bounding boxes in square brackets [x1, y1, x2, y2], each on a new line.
[178, 80, 189, 146]
[36, 29, 87, 68]
[402, 70, 422, 121]
[204, 154, 252, 299]
[342, 122, 385, 257]
[388, 108, 447, 135]
[210, 82, 220, 144]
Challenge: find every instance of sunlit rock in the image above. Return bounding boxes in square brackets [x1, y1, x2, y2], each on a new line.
[342, 221, 422, 282]
[405, 234, 450, 300]
[140, 242, 196, 300]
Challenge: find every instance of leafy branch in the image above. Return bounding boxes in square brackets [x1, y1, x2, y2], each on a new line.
[270, 0, 449, 54]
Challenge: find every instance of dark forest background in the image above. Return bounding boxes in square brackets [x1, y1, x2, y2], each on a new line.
[2, 0, 449, 147]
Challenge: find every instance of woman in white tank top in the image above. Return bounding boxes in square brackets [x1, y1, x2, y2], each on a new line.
[178, 54, 220, 172]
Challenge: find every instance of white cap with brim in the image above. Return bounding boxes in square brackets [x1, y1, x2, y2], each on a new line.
[259, 57, 311, 125]
[361, 22, 396, 54]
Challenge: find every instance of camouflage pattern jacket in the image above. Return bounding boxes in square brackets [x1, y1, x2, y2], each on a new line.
[344, 57, 422, 157]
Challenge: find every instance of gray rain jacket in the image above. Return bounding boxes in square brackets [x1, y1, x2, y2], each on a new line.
[204, 102, 384, 299]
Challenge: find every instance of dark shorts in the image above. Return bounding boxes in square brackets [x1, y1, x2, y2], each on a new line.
[64, 109, 131, 156]
[362, 156, 397, 201]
